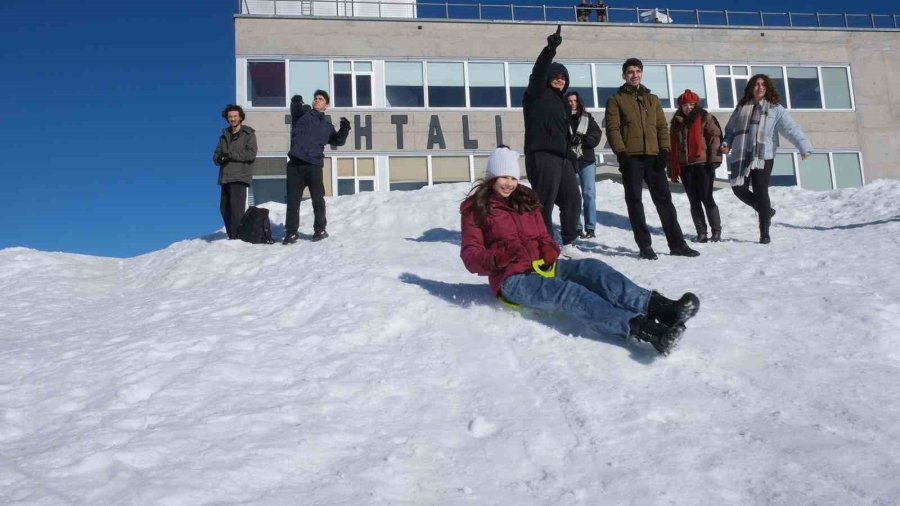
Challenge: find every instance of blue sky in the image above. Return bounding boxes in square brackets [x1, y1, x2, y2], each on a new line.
[2, 0, 894, 258]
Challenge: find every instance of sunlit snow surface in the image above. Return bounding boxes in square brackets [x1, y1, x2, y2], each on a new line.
[2, 180, 899, 504]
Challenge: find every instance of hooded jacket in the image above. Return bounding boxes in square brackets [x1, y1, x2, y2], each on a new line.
[213, 125, 257, 185]
[669, 108, 722, 174]
[604, 83, 669, 156]
[288, 98, 350, 167]
[460, 189, 559, 297]
[522, 46, 570, 158]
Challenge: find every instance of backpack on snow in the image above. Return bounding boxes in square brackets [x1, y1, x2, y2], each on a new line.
[236, 206, 275, 244]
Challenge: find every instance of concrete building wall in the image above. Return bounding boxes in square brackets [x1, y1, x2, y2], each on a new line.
[236, 16, 900, 181]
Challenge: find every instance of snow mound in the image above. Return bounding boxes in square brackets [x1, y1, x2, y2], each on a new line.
[2, 179, 899, 504]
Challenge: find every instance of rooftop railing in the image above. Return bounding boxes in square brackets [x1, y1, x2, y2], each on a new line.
[240, 0, 899, 30]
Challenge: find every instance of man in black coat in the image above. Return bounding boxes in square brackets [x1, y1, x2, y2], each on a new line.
[283, 90, 350, 244]
[523, 25, 583, 257]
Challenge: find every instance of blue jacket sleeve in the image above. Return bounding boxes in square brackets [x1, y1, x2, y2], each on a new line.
[775, 108, 813, 155]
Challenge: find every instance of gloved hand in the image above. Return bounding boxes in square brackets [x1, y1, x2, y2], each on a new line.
[655, 149, 669, 170]
[616, 152, 631, 171]
[218, 155, 230, 165]
[340, 117, 351, 131]
[540, 243, 559, 266]
[291, 95, 303, 105]
[493, 246, 518, 269]
[547, 24, 562, 50]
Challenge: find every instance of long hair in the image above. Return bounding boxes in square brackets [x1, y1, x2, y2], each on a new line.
[463, 177, 539, 227]
[738, 74, 781, 107]
[565, 91, 585, 117]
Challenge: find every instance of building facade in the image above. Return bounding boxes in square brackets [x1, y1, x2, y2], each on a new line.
[234, 10, 900, 205]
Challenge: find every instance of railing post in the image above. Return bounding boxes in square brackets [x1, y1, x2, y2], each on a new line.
[788, 11, 793, 27]
[542, 4, 546, 22]
[635, 7, 640, 23]
[273, 0, 277, 15]
[695, 9, 700, 24]
[760, 11, 764, 26]
[843, 13, 848, 28]
[477, 2, 482, 20]
[665, 8, 670, 23]
[724, 10, 729, 25]
[815, 12, 821, 27]
[510, 3, 514, 21]
[445, 1, 449, 19]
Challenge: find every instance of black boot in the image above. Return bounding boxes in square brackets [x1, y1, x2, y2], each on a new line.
[648, 291, 700, 327]
[629, 315, 684, 356]
[695, 232, 709, 243]
[759, 214, 771, 244]
[691, 208, 707, 243]
[639, 247, 658, 260]
[708, 207, 722, 242]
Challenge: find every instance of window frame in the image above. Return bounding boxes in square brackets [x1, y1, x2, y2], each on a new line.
[331, 60, 375, 109]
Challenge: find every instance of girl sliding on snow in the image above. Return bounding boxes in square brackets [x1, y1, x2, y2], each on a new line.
[459, 146, 700, 355]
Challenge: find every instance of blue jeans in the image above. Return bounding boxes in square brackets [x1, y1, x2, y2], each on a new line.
[576, 161, 597, 232]
[500, 258, 651, 340]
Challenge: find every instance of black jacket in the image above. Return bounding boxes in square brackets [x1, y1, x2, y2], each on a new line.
[569, 111, 603, 164]
[288, 98, 350, 167]
[522, 46, 570, 158]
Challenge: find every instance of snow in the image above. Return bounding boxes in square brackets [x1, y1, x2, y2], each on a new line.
[2, 178, 900, 504]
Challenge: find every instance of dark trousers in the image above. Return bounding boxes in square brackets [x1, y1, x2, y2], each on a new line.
[220, 182, 248, 239]
[731, 159, 774, 218]
[525, 151, 582, 245]
[285, 160, 326, 234]
[620, 156, 686, 250]
[681, 163, 720, 235]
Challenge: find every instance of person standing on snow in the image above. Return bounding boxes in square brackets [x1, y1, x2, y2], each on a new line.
[213, 104, 257, 240]
[565, 91, 603, 240]
[721, 74, 812, 244]
[669, 89, 724, 243]
[522, 25, 583, 259]
[282, 91, 351, 245]
[459, 146, 700, 356]
[605, 57, 699, 260]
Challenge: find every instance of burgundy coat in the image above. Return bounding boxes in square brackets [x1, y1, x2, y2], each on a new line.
[460, 190, 560, 296]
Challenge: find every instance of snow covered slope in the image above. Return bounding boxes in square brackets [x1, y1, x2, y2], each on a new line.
[2, 180, 899, 504]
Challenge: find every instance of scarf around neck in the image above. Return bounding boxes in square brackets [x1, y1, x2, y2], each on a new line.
[729, 99, 770, 187]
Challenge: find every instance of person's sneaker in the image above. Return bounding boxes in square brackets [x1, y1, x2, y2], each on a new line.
[560, 243, 588, 259]
[648, 291, 700, 327]
[670, 244, 700, 257]
[584, 229, 596, 239]
[629, 315, 685, 356]
[282, 232, 300, 245]
[577, 229, 586, 239]
[312, 230, 329, 242]
[639, 247, 658, 260]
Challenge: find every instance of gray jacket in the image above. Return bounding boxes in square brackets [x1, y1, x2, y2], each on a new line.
[722, 103, 812, 159]
[213, 125, 257, 185]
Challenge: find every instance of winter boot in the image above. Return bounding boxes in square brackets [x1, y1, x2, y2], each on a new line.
[639, 247, 658, 260]
[670, 243, 700, 257]
[585, 229, 596, 239]
[282, 232, 300, 245]
[629, 315, 685, 356]
[691, 208, 707, 243]
[648, 291, 700, 327]
[312, 230, 329, 242]
[708, 207, 722, 242]
[759, 213, 771, 244]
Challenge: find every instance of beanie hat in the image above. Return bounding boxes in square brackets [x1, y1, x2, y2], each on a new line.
[677, 89, 700, 106]
[622, 57, 643, 74]
[486, 146, 521, 180]
[314, 89, 330, 104]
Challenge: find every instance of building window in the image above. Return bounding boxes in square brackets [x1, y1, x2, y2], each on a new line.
[715, 65, 749, 110]
[508, 63, 531, 108]
[643, 65, 671, 108]
[333, 60, 373, 108]
[336, 157, 376, 195]
[289, 60, 329, 105]
[251, 177, 288, 206]
[427, 62, 466, 107]
[473, 156, 489, 179]
[832, 152, 863, 188]
[821, 67, 852, 109]
[670, 65, 707, 108]
[595, 63, 621, 108]
[798, 153, 832, 190]
[389, 157, 428, 190]
[787, 67, 822, 109]
[386, 62, 424, 107]
[248, 61, 286, 107]
[771, 153, 798, 187]
[566, 63, 594, 108]
[468, 62, 506, 108]
[432, 156, 471, 184]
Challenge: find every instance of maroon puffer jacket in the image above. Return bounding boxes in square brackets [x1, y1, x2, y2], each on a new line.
[460, 190, 560, 296]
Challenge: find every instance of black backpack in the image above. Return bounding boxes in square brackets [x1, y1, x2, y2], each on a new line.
[236, 206, 275, 244]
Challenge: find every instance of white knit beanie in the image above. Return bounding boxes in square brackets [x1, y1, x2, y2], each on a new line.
[486, 146, 521, 180]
